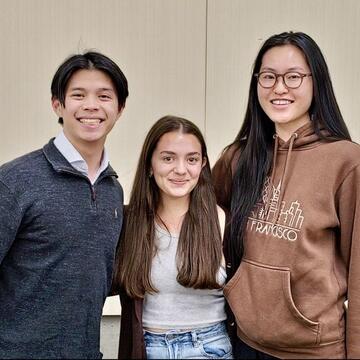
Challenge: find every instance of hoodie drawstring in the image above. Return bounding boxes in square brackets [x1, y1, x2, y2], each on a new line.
[270, 134, 279, 187]
[263, 134, 279, 217]
[267, 132, 298, 225]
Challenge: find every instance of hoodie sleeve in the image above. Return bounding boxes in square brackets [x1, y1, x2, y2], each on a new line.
[212, 145, 239, 212]
[336, 164, 360, 358]
[0, 181, 22, 265]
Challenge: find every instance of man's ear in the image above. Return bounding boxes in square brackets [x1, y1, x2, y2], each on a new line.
[52, 98, 63, 117]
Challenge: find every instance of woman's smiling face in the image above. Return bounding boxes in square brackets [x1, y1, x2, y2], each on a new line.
[150, 131, 205, 203]
[257, 44, 313, 140]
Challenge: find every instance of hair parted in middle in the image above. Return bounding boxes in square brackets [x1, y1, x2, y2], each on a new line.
[115, 115, 222, 298]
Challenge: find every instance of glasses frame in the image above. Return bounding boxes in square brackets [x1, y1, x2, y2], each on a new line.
[254, 71, 312, 89]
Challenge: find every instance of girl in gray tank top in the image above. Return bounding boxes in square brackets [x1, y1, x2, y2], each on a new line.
[115, 116, 232, 359]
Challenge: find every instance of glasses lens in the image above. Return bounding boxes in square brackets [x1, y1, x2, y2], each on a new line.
[284, 72, 302, 88]
[259, 72, 276, 88]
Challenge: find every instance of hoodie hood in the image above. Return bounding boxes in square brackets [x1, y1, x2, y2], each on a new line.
[277, 121, 331, 150]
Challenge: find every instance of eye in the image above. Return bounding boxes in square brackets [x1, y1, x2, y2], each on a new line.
[99, 94, 112, 100]
[162, 156, 174, 163]
[286, 72, 302, 80]
[71, 93, 84, 99]
[261, 72, 276, 80]
[187, 156, 200, 164]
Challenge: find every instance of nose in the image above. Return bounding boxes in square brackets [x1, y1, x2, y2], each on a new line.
[82, 95, 100, 110]
[273, 75, 288, 94]
[174, 160, 187, 174]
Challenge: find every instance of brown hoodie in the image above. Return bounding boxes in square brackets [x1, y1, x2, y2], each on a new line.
[212, 122, 360, 359]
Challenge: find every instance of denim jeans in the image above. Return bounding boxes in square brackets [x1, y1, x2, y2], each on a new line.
[143, 321, 233, 359]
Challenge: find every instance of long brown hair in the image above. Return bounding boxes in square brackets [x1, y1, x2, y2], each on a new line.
[115, 115, 222, 298]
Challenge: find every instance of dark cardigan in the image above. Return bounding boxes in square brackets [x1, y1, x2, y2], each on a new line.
[114, 206, 146, 359]
[118, 291, 146, 359]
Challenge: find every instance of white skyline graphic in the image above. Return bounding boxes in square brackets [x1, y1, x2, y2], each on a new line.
[248, 178, 304, 241]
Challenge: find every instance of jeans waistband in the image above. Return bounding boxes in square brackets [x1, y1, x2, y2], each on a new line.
[143, 321, 227, 344]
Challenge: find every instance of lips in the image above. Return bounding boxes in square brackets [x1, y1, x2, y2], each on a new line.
[169, 179, 188, 185]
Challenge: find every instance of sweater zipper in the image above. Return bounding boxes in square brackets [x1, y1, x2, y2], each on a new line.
[90, 185, 96, 201]
[57, 168, 117, 205]
[57, 168, 99, 204]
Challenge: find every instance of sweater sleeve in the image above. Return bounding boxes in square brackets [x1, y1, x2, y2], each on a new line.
[337, 164, 360, 358]
[0, 181, 22, 265]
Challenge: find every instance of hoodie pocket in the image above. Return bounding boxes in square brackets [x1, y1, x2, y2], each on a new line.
[224, 259, 320, 348]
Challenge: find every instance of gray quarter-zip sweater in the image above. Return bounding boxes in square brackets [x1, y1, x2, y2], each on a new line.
[0, 139, 123, 359]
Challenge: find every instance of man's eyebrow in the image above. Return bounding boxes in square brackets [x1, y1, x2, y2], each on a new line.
[67, 87, 115, 92]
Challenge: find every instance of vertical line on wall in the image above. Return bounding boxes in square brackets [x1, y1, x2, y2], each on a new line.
[204, 0, 208, 137]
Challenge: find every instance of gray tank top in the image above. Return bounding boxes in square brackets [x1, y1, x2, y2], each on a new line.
[142, 224, 227, 329]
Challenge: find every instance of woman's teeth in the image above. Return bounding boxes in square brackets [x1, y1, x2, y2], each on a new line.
[271, 99, 292, 105]
[79, 119, 101, 125]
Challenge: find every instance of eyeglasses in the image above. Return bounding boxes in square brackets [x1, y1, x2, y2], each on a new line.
[254, 71, 312, 89]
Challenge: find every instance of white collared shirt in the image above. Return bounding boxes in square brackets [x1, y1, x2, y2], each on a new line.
[54, 130, 109, 184]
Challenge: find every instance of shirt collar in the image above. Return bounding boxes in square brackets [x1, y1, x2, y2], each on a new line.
[53, 130, 109, 183]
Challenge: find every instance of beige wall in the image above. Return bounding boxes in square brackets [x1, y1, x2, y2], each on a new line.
[206, 0, 360, 161]
[1, 0, 359, 315]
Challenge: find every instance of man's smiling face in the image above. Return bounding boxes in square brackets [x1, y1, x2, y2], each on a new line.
[52, 68, 122, 151]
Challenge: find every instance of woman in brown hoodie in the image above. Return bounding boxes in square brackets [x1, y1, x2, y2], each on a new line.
[213, 31, 360, 359]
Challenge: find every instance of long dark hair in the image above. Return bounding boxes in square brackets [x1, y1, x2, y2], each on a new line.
[115, 115, 222, 298]
[228, 31, 351, 275]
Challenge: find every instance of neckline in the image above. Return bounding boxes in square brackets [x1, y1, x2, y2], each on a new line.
[155, 222, 180, 238]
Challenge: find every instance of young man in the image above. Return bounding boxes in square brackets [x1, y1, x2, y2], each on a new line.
[0, 52, 128, 358]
